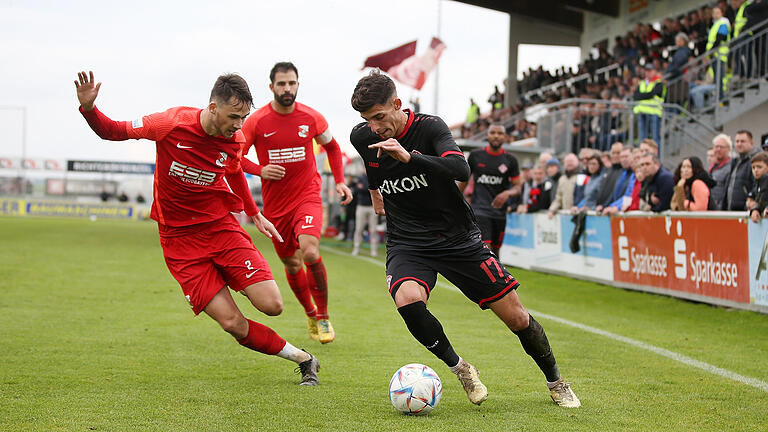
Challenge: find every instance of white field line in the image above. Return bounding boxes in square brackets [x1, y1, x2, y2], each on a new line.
[321, 245, 768, 393]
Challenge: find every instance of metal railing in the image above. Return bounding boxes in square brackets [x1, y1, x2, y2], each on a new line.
[666, 24, 768, 118]
[533, 98, 717, 166]
[520, 63, 625, 101]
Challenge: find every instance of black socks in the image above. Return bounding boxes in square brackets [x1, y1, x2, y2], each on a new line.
[513, 314, 561, 382]
[397, 301, 460, 367]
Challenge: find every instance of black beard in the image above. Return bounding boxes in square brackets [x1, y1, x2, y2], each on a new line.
[276, 93, 296, 107]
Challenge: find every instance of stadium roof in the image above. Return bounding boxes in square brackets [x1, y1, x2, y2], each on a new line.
[454, 0, 620, 31]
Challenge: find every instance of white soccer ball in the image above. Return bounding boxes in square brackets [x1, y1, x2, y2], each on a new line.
[388, 363, 443, 415]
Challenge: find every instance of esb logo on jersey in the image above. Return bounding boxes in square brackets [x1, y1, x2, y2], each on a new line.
[268, 147, 306, 163]
[169, 160, 216, 186]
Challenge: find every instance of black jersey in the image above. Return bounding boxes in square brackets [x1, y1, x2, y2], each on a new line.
[350, 110, 477, 249]
[467, 147, 520, 219]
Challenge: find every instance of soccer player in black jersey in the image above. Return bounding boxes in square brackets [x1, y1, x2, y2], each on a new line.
[349, 70, 580, 408]
[459, 124, 522, 257]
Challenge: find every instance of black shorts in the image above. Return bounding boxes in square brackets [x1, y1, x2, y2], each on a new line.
[386, 236, 519, 310]
[475, 215, 506, 249]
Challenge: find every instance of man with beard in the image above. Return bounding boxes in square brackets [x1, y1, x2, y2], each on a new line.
[459, 124, 521, 257]
[240, 62, 352, 344]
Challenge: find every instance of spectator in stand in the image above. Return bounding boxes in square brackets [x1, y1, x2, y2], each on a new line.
[731, 0, 751, 81]
[410, 97, 420, 113]
[538, 152, 554, 168]
[639, 138, 659, 157]
[488, 85, 504, 112]
[600, 151, 612, 168]
[136, 192, 146, 204]
[518, 165, 553, 213]
[707, 5, 731, 100]
[688, 58, 716, 110]
[666, 33, 692, 104]
[597, 146, 634, 214]
[747, 151, 768, 222]
[633, 63, 664, 146]
[571, 153, 605, 212]
[548, 153, 580, 219]
[465, 98, 480, 128]
[670, 156, 717, 211]
[743, 0, 768, 78]
[720, 0, 737, 24]
[638, 152, 674, 212]
[595, 142, 625, 208]
[510, 161, 534, 212]
[707, 147, 717, 169]
[723, 130, 759, 210]
[545, 158, 561, 203]
[602, 149, 644, 215]
[709, 133, 733, 209]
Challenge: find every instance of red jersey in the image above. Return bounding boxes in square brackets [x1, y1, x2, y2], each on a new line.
[80, 106, 258, 232]
[240, 102, 329, 218]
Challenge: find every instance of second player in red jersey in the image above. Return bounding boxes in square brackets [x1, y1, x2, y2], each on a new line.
[241, 62, 351, 344]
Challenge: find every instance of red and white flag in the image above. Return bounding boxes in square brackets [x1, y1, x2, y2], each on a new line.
[363, 40, 417, 72]
[363, 38, 446, 90]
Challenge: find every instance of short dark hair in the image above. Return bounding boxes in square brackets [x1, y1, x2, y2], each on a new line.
[270, 62, 298, 83]
[351, 69, 397, 112]
[210, 74, 253, 108]
[752, 151, 768, 165]
[736, 129, 753, 140]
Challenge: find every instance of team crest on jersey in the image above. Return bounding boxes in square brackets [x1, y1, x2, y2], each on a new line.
[298, 125, 309, 138]
[498, 164, 508, 173]
[215, 152, 227, 167]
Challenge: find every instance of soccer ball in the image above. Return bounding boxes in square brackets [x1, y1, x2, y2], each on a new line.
[388, 363, 443, 415]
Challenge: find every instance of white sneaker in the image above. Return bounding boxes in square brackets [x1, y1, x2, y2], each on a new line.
[351, 248, 359, 256]
[548, 378, 580, 408]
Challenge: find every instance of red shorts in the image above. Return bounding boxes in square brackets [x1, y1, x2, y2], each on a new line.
[268, 199, 323, 258]
[160, 214, 274, 315]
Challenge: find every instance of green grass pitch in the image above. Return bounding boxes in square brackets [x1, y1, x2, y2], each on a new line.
[1, 216, 767, 431]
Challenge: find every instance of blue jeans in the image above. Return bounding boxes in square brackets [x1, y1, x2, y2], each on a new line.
[690, 83, 715, 109]
[637, 113, 660, 145]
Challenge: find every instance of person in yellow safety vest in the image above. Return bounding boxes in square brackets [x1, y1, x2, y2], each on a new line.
[731, 0, 753, 79]
[633, 63, 664, 147]
[707, 5, 731, 97]
[465, 98, 480, 127]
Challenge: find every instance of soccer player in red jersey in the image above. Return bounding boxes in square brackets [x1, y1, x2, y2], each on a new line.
[74, 70, 320, 385]
[240, 62, 352, 344]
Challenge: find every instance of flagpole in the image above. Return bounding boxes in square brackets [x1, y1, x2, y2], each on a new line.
[434, 0, 441, 115]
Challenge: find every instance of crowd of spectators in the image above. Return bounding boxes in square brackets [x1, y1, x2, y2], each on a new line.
[458, 0, 768, 155]
[503, 128, 768, 221]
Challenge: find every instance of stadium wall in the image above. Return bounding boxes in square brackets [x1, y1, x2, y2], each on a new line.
[500, 211, 768, 314]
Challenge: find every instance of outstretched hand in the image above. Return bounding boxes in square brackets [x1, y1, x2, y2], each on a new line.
[74, 71, 101, 111]
[251, 212, 284, 243]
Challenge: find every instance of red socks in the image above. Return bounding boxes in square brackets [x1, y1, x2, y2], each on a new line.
[237, 319, 286, 355]
[285, 269, 316, 317]
[306, 257, 329, 320]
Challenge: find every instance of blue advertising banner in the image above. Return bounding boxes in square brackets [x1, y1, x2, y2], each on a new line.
[748, 220, 768, 307]
[503, 213, 534, 249]
[560, 214, 612, 259]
